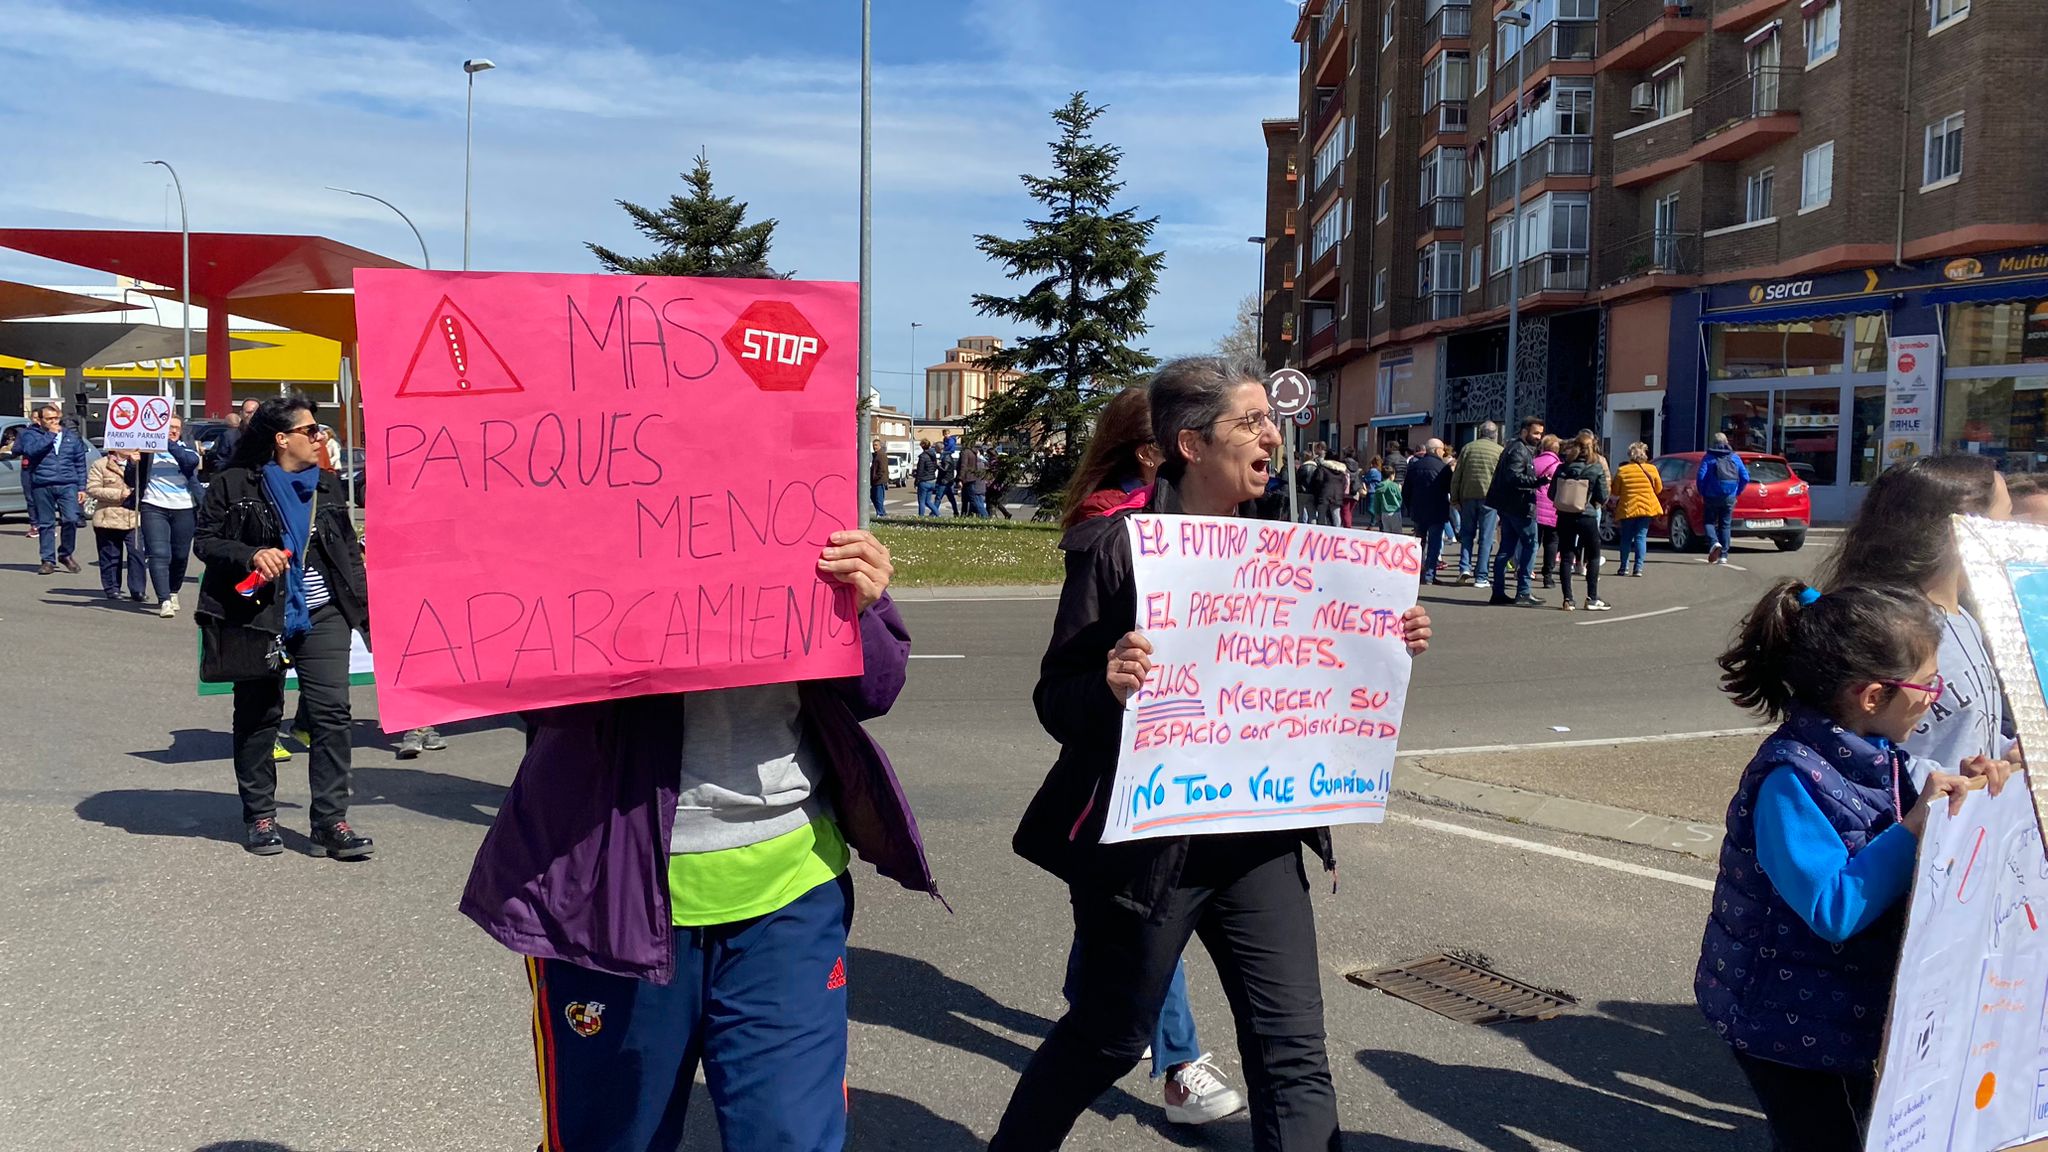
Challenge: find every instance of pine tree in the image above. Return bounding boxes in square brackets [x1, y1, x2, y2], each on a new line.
[968, 92, 1165, 506]
[587, 150, 788, 278]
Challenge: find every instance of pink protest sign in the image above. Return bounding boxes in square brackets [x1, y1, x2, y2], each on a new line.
[352, 270, 863, 732]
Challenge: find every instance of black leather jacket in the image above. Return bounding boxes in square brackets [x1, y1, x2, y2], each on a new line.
[192, 465, 369, 637]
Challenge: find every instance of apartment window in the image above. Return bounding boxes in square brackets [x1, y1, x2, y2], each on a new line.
[1745, 168, 1774, 222]
[1374, 268, 1389, 310]
[1380, 91, 1393, 136]
[1419, 146, 1466, 205]
[1313, 128, 1347, 188]
[1924, 112, 1964, 187]
[1418, 242, 1463, 296]
[1804, 0, 1840, 64]
[1556, 0, 1596, 19]
[1517, 192, 1589, 262]
[1489, 217, 1514, 273]
[1311, 203, 1343, 261]
[1654, 193, 1681, 267]
[1474, 46, 1490, 94]
[1651, 61, 1685, 118]
[1553, 80, 1594, 137]
[1800, 141, 1834, 211]
[1931, 0, 1969, 31]
[1376, 180, 1390, 221]
[1384, 3, 1395, 47]
[1377, 362, 1396, 411]
[1423, 51, 1470, 112]
[1470, 244, 1484, 289]
[1472, 143, 1487, 190]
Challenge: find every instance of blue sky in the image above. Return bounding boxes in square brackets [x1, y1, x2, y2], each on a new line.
[0, 0, 1300, 415]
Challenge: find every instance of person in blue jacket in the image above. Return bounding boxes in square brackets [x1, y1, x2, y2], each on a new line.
[1694, 432, 1751, 565]
[1698, 579, 2008, 1151]
[16, 405, 89, 575]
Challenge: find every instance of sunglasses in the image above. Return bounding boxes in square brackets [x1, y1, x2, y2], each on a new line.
[1881, 674, 1946, 701]
[282, 423, 327, 440]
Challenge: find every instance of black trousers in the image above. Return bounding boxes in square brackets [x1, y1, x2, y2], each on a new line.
[93, 526, 145, 596]
[1733, 1051, 1873, 1152]
[1537, 523, 1559, 581]
[991, 832, 1336, 1152]
[231, 604, 353, 827]
[1557, 514, 1601, 602]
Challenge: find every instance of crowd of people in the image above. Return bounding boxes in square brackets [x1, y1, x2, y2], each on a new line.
[17, 353, 2048, 1152]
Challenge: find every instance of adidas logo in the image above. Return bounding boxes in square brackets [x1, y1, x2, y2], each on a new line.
[826, 956, 847, 991]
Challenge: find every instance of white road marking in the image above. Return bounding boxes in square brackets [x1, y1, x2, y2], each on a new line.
[909, 654, 967, 660]
[1574, 605, 1689, 627]
[1392, 813, 1716, 892]
[1398, 727, 1769, 757]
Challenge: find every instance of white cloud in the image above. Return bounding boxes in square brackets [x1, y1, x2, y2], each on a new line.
[0, 0, 1289, 412]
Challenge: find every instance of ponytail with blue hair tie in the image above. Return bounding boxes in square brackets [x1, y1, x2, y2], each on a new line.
[1798, 586, 1821, 606]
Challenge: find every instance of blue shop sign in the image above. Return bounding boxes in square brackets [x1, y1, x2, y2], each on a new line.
[1703, 245, 2048, 323]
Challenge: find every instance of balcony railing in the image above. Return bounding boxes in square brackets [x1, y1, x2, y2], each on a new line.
[1694, 66, 1799, 141]
[1422, 290, 1464, 320]
[1603, 0, 1698, 46]
[1600, 230, 1701, 284]
[1420, 196, 1467, 232]
[1499, 20, 1597, 74]
[1487, 137, 1594, 203]
[1311, 86, 1344, 140]
[1484, 254, 1591, 308]
[1305, 320, 1339, 359]
[1425, 99, 1469, 136]
[1425, 3, 1472, 45]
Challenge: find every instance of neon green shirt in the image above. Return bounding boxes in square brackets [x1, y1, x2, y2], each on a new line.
[667, 814, 849, 927]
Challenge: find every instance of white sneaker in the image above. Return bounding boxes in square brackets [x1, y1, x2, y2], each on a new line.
[158, 596, 178, 618]
[1585, 599, 1612, 612]
[1706, 543, 1724, 564]
[1164, 1054, 1247, 1125]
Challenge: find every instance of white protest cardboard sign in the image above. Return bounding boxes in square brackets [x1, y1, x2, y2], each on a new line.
[1101, 515, 1420, 844]
[1867, 778, 2048, 1152]
[104, 395, 172, 451]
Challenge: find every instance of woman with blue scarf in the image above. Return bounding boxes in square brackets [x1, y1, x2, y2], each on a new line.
[193, 393, 373, 860]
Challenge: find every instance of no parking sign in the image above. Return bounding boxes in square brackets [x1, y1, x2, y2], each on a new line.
[105, 396, 173, 451]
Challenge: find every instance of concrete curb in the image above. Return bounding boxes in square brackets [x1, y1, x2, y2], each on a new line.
[891, 585, 1059, 601]
[1395, 760, 1725, 861]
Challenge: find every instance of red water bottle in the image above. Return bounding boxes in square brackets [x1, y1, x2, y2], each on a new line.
[236, 549, 292, 597]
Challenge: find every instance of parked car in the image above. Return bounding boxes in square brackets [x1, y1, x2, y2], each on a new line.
[1600, 450, 1811, 553]
[0, 415, 104, 522]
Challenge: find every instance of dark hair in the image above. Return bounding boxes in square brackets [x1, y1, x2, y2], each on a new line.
[1719, 581, 1941, 720]
[1823, 454, 2000, 592]
[1520, 415, 1546, 433]
[229, 391, 318, 469]
[1149, 354, 1264, 486]
[1062, 387, 1155, 528]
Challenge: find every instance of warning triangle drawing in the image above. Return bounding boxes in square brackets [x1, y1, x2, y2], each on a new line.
[395, 296, 526, 398]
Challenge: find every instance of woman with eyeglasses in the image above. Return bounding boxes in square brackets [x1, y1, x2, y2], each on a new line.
[1821, 454, 2018, 779]
[194, 392, 373, 860]
[995, 356, 1432, 1151]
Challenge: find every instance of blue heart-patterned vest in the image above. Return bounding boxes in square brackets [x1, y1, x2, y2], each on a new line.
[1695, 705, 1910, 1071]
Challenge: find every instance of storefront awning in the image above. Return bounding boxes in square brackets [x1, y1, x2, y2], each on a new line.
[1702, 297, 1888, 326]
[1369, 412, 1432, 428]
[1922, 279, 2048, 308]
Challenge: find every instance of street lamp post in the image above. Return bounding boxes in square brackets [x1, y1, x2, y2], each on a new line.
[143, 160, 191, 421]
[1499, 7, 1531, 432]
[463, 58, 496, 271]
[857, 0, 874, 529]
[910, 321, 924, 418]
[1246, 235, 1267, 365]
[327, 186, 430, 269]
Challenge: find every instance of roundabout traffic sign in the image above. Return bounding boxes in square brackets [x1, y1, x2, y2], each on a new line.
[1269, 368, 1311, 417]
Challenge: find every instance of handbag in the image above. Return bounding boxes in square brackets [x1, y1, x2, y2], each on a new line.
[200, 618, 288, 682]
[1553, 475, 1592, 516]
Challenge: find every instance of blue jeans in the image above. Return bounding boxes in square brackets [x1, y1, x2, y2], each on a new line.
[870, 482, 888, 518]
[1620, 516, 1651, 574]
[31, 483, 79, 565]
[965, 481, 988, 518]
[528, 874, 853, 1152]
[1703, 499, 1735, 554]
[1419, 520, 1448, 582]
[1493, 511, 1537, 600]
[1457, 499, 1496, 575]
[141, 503, 197, 602]
[1063, 947, 1201, 1080]
[916, 480, 938, 516]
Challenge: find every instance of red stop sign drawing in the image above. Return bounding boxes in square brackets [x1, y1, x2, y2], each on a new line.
[1898, 352, 1917, 373]
[722, 301, 829, 392]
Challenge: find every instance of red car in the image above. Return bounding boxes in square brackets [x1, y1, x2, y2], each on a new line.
[1601, 451, 1810, 553]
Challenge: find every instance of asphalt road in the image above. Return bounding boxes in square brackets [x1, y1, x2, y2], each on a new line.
[0, 525, 1818, 1151]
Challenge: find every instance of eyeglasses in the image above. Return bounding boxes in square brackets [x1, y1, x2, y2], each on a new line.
[1213, 409, 1278, 435]
[1881, 674, 1946, 701]
[282, 423, 327, 440]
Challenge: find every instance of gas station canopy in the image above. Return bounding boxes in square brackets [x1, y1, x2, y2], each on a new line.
[0, 320, 272, 370]
[0, 279, 142, 322]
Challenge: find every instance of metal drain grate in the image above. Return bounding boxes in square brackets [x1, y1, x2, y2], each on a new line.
[1346, 952, 1576, 1025]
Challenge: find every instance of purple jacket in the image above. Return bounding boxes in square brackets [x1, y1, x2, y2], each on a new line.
[460, 595, 939, 984]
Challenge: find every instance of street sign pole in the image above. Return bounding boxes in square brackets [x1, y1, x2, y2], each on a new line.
[1267, 368, 1312, 524]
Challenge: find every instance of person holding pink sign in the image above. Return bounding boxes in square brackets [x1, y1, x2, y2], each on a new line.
[995, 356, 1432, 1152]
[460, 526, 935, 1152]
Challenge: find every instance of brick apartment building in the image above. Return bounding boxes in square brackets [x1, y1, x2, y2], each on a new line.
[1260, 0, 2048, 520]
